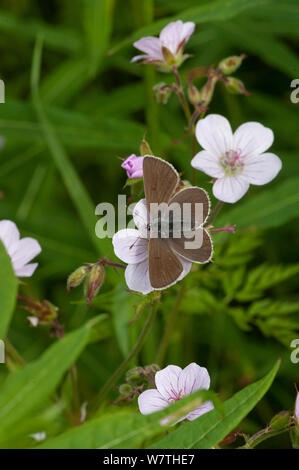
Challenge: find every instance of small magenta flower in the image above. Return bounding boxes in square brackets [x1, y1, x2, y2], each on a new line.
[122, 155, 144, 179]
[0, 220, 41, 277]
[131, 20, 195, 72]
[138, 363, 214, 421]
[112, 199, 191, 294]
[191, 114, 282, 203]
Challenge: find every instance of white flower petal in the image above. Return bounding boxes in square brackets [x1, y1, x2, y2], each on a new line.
[10, 238, 41, 271]
[112, 229, 148, 264]
[213, 175, 249, 203]
[155, 365, 182, 400]
[133, 199, 149, 235]
[131, 54, 148, 63]
[181, 22, 195, 44]
[242, 152, 282, 185]
[233, 122, 274, 158]
[196, 114, 233, 158]
[0, 220, 20, 253]
[191, 150, 225, 178]
[186, 400, 214, 421]
[160, 20, 183, 54]
[125, 259, 152, 295]
[133, 37, 163, 61]
[138, 389, 168, 415]
[178, 256, 192, 281]
[15, 263, 38, 278]
[178, 363, 211, 396]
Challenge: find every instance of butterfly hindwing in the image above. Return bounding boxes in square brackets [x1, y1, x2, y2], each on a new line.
[169, 228, 213, 264]
[169, 186, 210, 229]
[148, 237, 183, 289]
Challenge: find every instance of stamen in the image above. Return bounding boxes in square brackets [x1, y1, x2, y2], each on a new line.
[220, 148, 245, 175]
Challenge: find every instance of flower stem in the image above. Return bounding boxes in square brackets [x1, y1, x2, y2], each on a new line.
[156, 282, 186, 366]
[207, 200, 224, 225]
[173, 66, 192, 123]
[4, 339, 25, 366]
[92, 301, 158, 414]
[239, 426, 292, 449]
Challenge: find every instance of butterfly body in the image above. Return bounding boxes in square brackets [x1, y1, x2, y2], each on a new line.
[143, 156, 213, 290]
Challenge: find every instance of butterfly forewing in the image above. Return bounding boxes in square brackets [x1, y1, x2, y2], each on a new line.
[143, 156, 180, 212]
[169, 187, 210, 229]
[169, 228, 213, 264]
[148, 238, 183, 289]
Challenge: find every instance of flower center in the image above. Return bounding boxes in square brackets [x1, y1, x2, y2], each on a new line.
[168, 388, 183, 402]
[220, 149, 245, 176]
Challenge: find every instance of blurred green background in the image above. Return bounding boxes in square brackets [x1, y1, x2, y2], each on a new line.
[0, 0, 298, 449]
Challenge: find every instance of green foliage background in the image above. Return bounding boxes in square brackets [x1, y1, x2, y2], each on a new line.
[0, 0, 298, 449]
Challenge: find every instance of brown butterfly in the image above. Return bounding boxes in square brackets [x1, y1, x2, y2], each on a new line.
[143, 155, 213, 290]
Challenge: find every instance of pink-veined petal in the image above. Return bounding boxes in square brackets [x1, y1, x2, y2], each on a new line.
[191, 150, 225, 178]
[213, 175, 249, 203]
[186, 400, 214, 421]
[0, 220, 20, 253]
[196, 114, 233, 158]
[133, 37, 163, 61]
[15, 263, 38, 278]
[155, 365, 182, 400]
[242, 152, 282, 185]
[125, 259, 152, 295]
[10, 238, 41, 271]
[112, 229, 148, 264]
[178, 363, 211, 396]
[138, 389, 168, 415]
[233, 122, 274, 158]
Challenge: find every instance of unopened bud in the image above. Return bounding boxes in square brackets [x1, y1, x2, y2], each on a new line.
[188, 82, 201, 106]
[140, 138, 153, 156]
[84, 264, 105, 305]
[218, 54, 246, 75]
[153, 83, 172, 105]
[270, 411, 290, 431]
[199, 76, 218, 106]
[119, 384, 133, 396]
[126, 367, 144, 386]
[67, 266, 88, 292]
[295, 391, 299, 424]
[144, 364, 160, 375]
[224, 77, 250, 96]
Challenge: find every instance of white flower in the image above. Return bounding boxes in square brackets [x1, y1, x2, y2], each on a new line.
[191, 114, 282, 203]
[138, 363, 214, 421]
[0, 220, 41, 277]
[112, 199, 191, 294]
[131, 20, 195, 72]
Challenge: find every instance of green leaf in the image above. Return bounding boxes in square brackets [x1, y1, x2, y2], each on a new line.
[0, 318, 99, 444]
[37, 389, 221, 449]
[30, 36, 111, 256]
[0, 240, 18, 338]
[84, 0, 115, 76]
[151, 360, 280, 449]
[109, 0, 274, 54]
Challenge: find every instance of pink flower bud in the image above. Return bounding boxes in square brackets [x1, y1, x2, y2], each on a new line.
[295, 391, 299, 423]
[121, 155, 144, 179]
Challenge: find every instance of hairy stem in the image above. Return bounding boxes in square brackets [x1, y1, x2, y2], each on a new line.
[93, 301, 158, 414]
[207, 200, 224, 225]
[173, 66, 192, 123]
[156, 282, 186, 366]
